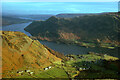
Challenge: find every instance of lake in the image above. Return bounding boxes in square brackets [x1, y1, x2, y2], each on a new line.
[1, 22, 119, 57]
[1, 22, 32, 36]
[40, 40, 119, 57]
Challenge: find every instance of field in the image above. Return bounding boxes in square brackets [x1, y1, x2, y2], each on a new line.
[3, 53, 119, 79]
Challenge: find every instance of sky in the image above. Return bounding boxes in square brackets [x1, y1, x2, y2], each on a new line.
[1, 0, 120, 2]
[2, 2, 118, 15]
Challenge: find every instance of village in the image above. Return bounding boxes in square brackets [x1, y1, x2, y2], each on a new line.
[13, 52, 119, 78]
[16, 66, 52, 76]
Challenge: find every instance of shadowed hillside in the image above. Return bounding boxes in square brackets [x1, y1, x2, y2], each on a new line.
[25, 12, 120, 47]
[1, 31, 64, 78]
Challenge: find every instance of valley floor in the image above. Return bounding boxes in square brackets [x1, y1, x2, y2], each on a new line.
[3, 53, 120, 79]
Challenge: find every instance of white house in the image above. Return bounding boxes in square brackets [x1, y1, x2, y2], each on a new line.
[44, 67, 48, 70]
[48, 66, 52, 69]
[17, 71, 24, 75]
[26, 70, 31, 73]
[29, 72, 34, 75]
[83, 68, 86, 70]
[79, 68, 82, 70]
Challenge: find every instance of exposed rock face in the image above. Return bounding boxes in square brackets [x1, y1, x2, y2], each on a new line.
[1, 31, 62, 77]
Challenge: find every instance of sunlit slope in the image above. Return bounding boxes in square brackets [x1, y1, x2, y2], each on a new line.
[1, 31, 62, 77]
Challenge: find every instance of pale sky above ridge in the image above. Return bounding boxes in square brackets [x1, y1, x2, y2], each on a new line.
[1, 0, 120, 2]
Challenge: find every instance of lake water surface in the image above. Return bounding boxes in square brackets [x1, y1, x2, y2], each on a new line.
[1, 22, 32, 36]
[40, 40, 119, 57]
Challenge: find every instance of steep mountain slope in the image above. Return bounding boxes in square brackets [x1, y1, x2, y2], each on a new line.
[1, 31, 63, 78]
[25, 13, 120, 45]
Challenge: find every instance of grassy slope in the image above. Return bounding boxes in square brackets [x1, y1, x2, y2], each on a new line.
[1, 31, 62, 78]
[11, 53, 119, 79]
[62, 54, 120, 78]
[1, 31, 120, 78]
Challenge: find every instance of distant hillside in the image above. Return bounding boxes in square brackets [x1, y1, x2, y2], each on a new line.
[25, 12, 120, 45]
[56, 13, 98, 18]
[1, 31, 66, 78]
[18, 14, 54, 20]
[56, 13, 112, 18]
[2, 16, 31, 26]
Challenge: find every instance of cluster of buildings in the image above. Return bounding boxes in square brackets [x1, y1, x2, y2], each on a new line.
[17, 66, 52, 76]
[17, 70, 34, 75]
[44, 66, 52, 70]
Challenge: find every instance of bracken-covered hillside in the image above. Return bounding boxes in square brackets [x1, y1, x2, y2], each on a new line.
[1, 31, 64, 78]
